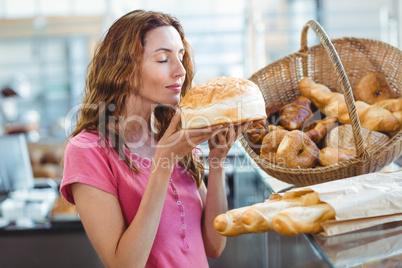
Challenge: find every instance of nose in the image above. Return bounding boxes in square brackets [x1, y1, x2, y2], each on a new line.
[173, 58, 186, 78]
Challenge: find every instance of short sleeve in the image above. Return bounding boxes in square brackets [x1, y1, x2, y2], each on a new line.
[60, 133, 118, 204]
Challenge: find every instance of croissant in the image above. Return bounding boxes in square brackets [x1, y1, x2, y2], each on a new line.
[279, 96, 313, 130]
[298, 77, 400, 132]
[245, 121, 268, 145]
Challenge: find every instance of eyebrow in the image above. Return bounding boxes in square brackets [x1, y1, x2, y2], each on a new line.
[154, 47, 185, 53]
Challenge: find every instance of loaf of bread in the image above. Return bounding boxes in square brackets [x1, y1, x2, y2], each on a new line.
[179, 77, 267, 129]
[214, 190, 325, 236]
[298, 77, 400, 132]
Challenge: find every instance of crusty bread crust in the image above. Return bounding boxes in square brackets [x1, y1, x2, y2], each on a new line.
[272, 203, 335, 236]
[179, 77, 267, 129]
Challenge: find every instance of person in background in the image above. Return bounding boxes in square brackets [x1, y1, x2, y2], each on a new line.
[60, 10, 255, 268]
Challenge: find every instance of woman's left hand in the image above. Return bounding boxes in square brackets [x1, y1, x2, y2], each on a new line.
[207, 120, 261, 164]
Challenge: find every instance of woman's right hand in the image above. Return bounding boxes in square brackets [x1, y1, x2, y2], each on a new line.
[154, 110, 225, 170]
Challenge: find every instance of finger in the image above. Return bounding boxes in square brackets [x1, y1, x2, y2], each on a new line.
[165, 109, 182, 136]
[226, 124, 240, 145]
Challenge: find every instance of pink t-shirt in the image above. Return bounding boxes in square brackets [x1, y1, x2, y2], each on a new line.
[60, 131, 209, 267]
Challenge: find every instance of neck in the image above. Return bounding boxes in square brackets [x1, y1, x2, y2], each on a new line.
[122, 93, 156, 144]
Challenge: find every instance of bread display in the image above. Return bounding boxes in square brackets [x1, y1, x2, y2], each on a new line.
[28, 142, 64, 179]
[179, 76, 267, 129]
[355, 72, 397, 104]
[245, 74, 398, 170]
[214, 190, 334, 237]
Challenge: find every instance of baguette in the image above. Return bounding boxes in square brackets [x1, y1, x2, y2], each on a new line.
[213, 206, 251, 237]
[298, 77, 400, 132]
[242, 191, 320, 233]
[272, 203, 335, 236]
[214, 191, 320, 236]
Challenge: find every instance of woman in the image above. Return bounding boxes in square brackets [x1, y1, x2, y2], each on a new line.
[60, 10, 255, 268]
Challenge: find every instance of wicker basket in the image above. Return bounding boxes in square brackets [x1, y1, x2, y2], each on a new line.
[239, 20, 402, 186]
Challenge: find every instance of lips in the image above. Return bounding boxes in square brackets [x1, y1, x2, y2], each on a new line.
[166, 83, 182, 93]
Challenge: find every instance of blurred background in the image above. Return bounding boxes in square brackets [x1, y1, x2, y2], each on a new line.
[0, 0, 400, 144]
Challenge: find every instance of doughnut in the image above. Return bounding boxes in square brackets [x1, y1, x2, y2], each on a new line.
[355, 72, 397, 104]
[260, 129, 289, 164]
[318, 147, 356, 166]
[276, 130, 319, 169]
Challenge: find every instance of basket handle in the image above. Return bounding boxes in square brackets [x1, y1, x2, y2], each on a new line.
[298, 20, 369, 161]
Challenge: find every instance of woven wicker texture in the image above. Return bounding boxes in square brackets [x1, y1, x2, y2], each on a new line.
[239, 20, 402, 186]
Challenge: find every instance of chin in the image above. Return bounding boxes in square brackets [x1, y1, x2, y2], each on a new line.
[162, 97, 180, 107]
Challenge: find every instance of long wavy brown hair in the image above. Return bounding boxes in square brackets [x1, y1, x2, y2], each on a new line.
[65, 10, 205, 188]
